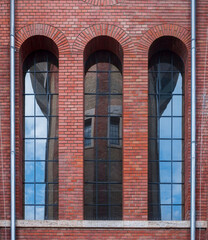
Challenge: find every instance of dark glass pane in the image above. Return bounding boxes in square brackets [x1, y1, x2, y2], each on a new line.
[47, 162, 58, 183]
[148, 118, 158, 139]
[35, 95, 48, 116]
[85, 162, 96, 182]
[148, 140, 158, 161]
[110, 162, 122, 182]
[148, 95, 158, 116]
[85, 184, 95, 205]
[48, 72, 58, 94]
[36, 72, 47, 93]
[160, 51, 171, 71]
[47, 184, 58, 204]
[85, 71, 97, 94]
[25, 95, 34, 116]
[95, 117, 108, 138]
[148, 183, 160, 204]
[84, 119, 92, 147]
[110, 95, 122, 113]
[97, 72, 109, 93]
[48, 117, 59, 138]
[159, 72, 172, 93]
[84, 206, 96, 220]
[50, 95, 58, 116]
[97, 184, 108, 204]
[97, 206, 108, 220]
[47, 205, 58, 220]
[148, 72, 157, 94]
[109, 117, 120, 145]
[35, 54, 47, 72]
[85, 95, 96, 112]
[110, 184, 122, 205]
[111, 206, 122, 220]
[47, 140, 58, 160]
[97, 162, 108, 181]
[96, 95, 109, 114]
[110, 72, 122, 94]
[109, 145, 122, 161]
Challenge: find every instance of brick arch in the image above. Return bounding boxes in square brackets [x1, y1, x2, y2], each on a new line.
[82, 0, 119, 6]
[138, 24, 191, 53]
[16, 23, 70, 54]
[73, 24, 136, 54]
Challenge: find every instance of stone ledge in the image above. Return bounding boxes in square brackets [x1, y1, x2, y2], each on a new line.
[0, 220, 207, 229]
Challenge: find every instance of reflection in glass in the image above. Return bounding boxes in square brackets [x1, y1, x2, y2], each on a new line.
[24, 51, 58, 220]
[84, 51, 122, 220]
[148, 51, 184, 220]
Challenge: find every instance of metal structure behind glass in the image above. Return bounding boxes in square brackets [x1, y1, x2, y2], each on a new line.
[23, 51, 58, 220]
[148, 51, 184, 220]
[84, 51, 122, 220]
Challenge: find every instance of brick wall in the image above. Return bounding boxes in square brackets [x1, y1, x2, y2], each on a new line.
[0, 0, 207, 239]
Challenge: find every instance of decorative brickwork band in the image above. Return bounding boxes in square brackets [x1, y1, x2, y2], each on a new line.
[73, 24, 135, 54]
[82, 0, 119, 6]
[16, 24, 70, 54]
[138, 24, 191, 52]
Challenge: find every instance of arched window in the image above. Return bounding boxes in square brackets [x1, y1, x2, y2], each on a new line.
[23, 50, 58, 220]
[84, 50, 122, 220]
[148, 51, 184, 220]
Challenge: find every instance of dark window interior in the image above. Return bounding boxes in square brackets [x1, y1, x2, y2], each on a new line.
[84, 51, 123, 220]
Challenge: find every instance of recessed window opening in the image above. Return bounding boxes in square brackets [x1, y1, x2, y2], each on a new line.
[23, 50, 58, 220]
[148, 50, 184, 220]
[84, 50, 123, 220]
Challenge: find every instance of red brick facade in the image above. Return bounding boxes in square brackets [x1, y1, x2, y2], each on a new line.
[0, 0, 207, 239]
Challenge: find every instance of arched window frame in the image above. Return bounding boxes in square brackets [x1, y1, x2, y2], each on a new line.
[148, 50, 185, 221]
[23, 50, 59, 220]
[84, 49, 123, 220]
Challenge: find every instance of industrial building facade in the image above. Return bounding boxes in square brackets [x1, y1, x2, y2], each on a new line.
[0, 0, 207, 239]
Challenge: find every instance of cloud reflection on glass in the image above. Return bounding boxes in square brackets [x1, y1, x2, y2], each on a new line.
[24, 51, 58, 220]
